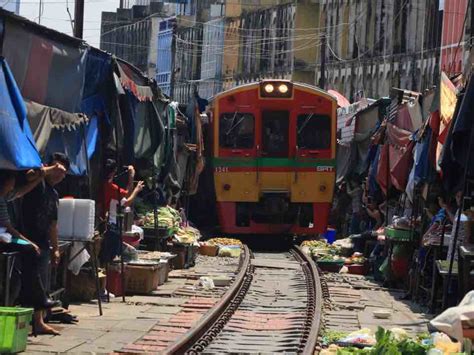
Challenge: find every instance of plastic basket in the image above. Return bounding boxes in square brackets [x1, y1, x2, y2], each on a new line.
[316, 260, 345, 272]
[0, 307, 33, 353]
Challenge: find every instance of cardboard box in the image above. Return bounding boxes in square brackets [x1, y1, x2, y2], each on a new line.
[125, 264, 160, 294]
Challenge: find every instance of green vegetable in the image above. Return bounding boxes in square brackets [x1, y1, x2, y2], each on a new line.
[322, 330, 349, 344]
[333, 328, 432, 355]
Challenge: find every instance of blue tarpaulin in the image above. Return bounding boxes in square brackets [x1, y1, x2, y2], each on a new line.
[0, 57, 42, 170]
[44, 116, 97, 176]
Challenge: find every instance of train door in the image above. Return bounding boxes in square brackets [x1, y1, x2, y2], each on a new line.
[261, 111, 289, 157]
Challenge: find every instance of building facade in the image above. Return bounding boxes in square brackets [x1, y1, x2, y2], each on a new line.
[1, 0, 20, 15]
[100, 0, 473, 102]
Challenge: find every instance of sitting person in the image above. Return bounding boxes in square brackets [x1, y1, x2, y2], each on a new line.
[0, 167, 64, 335]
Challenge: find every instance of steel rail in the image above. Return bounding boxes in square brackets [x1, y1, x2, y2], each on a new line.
[166, 245, 323, 354]
[163, 245, 251, 355]
[292, 245, 324, 355]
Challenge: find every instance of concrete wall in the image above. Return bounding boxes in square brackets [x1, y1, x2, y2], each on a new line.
[317, 0, 443, 100]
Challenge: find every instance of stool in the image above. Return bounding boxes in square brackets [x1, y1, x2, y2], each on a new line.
[430, 260, 458, 312]
[0, 251, 19, 306]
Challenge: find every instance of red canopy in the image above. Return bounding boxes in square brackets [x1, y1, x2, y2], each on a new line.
[328, 90, 350, 108]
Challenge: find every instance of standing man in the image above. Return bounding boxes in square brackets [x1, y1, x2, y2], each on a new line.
[22, 153, 70, 335]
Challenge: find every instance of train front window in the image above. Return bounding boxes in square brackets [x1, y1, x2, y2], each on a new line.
[297, 114, 331, 150]
[219, 113, 255, 149]
[262, 111, 289, 157]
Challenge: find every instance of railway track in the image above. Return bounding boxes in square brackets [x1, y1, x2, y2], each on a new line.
[165, 245, 323, 354]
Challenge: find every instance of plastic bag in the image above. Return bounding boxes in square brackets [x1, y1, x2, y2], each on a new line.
[68, 242, 90, 275]
[430, 290, 474, 341]
[199, 277, 215, 290]
[218, 246, 241, 258]
[339, 328, 376, 346]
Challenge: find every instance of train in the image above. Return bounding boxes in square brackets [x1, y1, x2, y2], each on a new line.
[208, 80, 337, 236]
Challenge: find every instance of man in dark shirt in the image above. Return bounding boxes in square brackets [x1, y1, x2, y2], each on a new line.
[0, 167, 65, 330]
[22, 153, 69, 335]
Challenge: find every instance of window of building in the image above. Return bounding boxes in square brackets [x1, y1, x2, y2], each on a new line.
[219, 113, 254, 149]
[297, 114, 331, 150]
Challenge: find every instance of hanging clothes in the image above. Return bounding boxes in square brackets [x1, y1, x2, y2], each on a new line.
[336, 142, 356, 183]
[25, 100, 89, 153]
[188, 112, 205, 195]
[451, 76, 474, 176]
[0, 58, 42, 170]
[376, 123, 413, 194]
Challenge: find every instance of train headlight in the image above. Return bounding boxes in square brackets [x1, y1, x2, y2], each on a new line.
[264, 84, 274, 93]
[278, 84, 289, 94]
[260, 81, 292, 98]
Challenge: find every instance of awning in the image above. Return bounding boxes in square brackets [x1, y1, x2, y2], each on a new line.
[2, 18, 87, 113]
[117, 60, 153, 102]
[0, 57, 42, 170]
[328, 89, 350, 108]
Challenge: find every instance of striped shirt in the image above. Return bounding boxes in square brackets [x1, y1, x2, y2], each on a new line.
[0, 197, 10, 225]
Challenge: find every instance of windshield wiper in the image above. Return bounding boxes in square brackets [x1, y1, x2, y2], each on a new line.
[226, 113, 246, 135]
[298, 113, 314, 135]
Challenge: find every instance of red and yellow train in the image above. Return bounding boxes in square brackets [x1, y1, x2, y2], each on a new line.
[210, 80, 336, 235]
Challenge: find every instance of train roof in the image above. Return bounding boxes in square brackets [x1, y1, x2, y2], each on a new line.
[209, 80, 337, 103]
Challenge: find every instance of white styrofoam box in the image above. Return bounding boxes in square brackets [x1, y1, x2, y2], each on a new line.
[58, 199, 75, 238]
[58, 199, 95, 240]
[72, 199, 95, 240]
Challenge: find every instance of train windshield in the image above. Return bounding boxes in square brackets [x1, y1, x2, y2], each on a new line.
[219, 112, 255, 149]
[262, 111, 289, 157]
[297, 114, 331, 150]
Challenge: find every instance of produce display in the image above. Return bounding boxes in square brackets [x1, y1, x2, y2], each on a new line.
[301, 240, 342, 260]
[321, 327, 432, 354]
[207, 237, 243, 246]
[173, 225, 201, 245]
[140, 206, 182, 230]
[344, 252, 367, 265]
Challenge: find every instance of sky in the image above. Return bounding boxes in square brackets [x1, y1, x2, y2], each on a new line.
[18, 0, 120, 47]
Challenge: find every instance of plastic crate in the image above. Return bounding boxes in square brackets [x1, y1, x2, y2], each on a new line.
[0, 307, 33, 353]
[385, 227, 414, 242]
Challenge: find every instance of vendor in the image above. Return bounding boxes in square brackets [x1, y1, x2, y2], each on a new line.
[101, 159, 144, 224]
[438, 190, 469, 261]
[0, 164, 65, 335]
[22, 153, 70, 335]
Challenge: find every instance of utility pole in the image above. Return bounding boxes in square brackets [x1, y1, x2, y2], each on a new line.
[74, 0, 84, 39]
[319, 33, 327, 89]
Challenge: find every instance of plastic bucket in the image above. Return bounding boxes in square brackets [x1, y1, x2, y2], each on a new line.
[0, 307, 33, 353]
[324, 228, 337, 244]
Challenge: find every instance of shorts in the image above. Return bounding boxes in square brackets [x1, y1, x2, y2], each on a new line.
[38, 248, 51, 293]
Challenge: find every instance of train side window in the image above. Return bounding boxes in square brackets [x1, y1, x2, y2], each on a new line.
[297, 114, 331, 150]
[219, 113, 255, 149]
